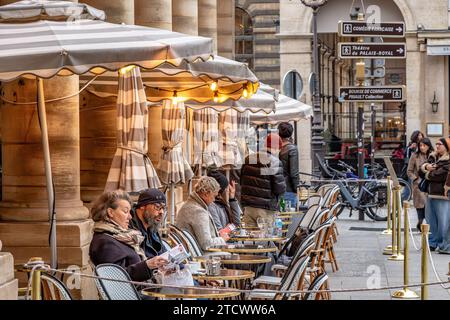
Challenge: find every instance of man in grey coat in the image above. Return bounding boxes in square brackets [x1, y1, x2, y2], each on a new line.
[176, 176, 229, 251]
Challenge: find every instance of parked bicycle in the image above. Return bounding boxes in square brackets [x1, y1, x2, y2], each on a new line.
[305, 155, 412, 221]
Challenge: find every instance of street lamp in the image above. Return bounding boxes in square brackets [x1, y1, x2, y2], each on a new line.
[300, 0, 328, 175]
[430, 91, 439, 113]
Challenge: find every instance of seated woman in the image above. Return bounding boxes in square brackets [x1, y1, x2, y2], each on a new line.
[89, 190, 168, 282]
[207, 170, 241, 232]
[176, 176, 229, 251]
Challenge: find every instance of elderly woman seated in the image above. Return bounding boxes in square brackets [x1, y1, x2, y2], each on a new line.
[89, 190, 168, 282]
[176, 176, 229, 251]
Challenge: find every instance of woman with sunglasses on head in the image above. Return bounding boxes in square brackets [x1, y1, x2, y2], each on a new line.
[407, 138, 434, 230]
[420, 138, 450, 254]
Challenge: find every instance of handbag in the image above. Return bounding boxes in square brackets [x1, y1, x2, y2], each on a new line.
[418, 178, 429, 193]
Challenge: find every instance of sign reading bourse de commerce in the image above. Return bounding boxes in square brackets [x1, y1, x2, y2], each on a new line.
[339, 86, 406, 102]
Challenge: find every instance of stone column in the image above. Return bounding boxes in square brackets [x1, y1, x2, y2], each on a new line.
[405, 35, 426, 140]
[0, 76, 94, 299]
[172, 0, 198, 36]
[135, 0, 172, 30]
[79, 92, 117, 203]
[217, 0, 235, 59]
[198, 0, 218, 54]
[0, 250, 17, 300]
[279, 33, 313, 176]
[82, 0, 134, 24]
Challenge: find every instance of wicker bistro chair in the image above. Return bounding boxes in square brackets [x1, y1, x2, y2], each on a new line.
[40, 273, 73, 300]
[307, 216, 336, 298]
[303, 272, 330, 300]
[94, 264, 141, 300]
[249, 255, 310, 300]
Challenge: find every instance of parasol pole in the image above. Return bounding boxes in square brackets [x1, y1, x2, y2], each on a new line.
[36, 77, 57, 269]
[170, 184, 175, 224]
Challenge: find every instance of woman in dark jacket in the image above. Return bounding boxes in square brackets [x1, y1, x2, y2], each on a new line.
[278, 122, 299, 209]
[420, 138, 450, 254]
[89, 190, 168, 281]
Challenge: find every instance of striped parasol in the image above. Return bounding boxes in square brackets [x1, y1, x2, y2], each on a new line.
[104, 67, 161, 193]
[158, 100, 194, 186]
[0, 20, 213, 81]
[0, 0, 105, 22]
[192, 108, 222, 169]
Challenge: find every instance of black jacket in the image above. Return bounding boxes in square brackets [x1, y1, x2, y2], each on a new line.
[129, 208, 166, 259]
[89, 232, 152, 282]
[279, 143, 299, 192]
[240, 152, 286, 211]
[419, 152, 450, 197]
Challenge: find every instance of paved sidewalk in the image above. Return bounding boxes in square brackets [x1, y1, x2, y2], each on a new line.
[327, 208, 450, 300]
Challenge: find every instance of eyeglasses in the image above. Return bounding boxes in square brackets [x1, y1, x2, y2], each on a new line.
[436, 142, 443, 146]
[151, 203, 166, 211]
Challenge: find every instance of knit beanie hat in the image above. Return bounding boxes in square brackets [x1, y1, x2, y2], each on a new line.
[266, 133, 282, 150]
[439, 137, 450, 152]
[136, 189, 166, 208]
[207, 170, 229, 193]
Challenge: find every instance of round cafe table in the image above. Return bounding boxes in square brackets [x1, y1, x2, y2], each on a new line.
[192, 269, 254, 300]
[194, 254, 271, 265]
[141, 287, 240, 300]
[194, 254, 271, 279]
[205, 244, 277, 254]
[228, 234, 285, 243]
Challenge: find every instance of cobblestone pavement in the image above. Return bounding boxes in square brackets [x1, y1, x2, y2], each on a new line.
[327, 208, 450, 300]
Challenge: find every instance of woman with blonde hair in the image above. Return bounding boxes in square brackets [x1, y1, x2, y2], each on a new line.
[89, 190, 168, 281]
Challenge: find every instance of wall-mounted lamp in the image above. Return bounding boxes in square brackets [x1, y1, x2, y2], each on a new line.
[431, 91, 439, 113]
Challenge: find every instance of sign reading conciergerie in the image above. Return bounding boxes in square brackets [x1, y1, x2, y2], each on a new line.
[338, 21, 405, 38]
[338, 43, 406, 59]
[339, 86, 406, 102]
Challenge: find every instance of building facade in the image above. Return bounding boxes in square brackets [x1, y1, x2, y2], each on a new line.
[279, 0, 450, 170]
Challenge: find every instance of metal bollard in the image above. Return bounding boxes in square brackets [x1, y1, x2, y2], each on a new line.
[421, 224, 430, 300]
[389, 186, 404, 261]
[384, 186, 398, 255]
[381, 176, 392, 235]
[392, 202, 419, 298]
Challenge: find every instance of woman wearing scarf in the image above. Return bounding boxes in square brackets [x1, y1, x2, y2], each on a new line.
[89, 190, 168, 281]
[420, 138, 450, 254]
[207, 170, 242, 231]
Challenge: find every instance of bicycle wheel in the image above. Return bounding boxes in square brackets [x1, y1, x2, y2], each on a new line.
[398, 178, 412, 202]
[364, 184, 388, 221]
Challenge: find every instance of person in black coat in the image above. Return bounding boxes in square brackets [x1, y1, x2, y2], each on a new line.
[278, 122, 299, 209]
[129, 189, 167, 259]
[240, 133, 286, 227]
[89, 190, 169, 282]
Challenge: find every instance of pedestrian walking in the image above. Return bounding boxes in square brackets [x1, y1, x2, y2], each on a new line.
[407, 138, 433, 230]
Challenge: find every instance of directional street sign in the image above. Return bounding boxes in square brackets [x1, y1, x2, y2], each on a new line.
[339, 86, 406, 102]
[339, 43, 406, 59]
[338, 21, 405, 38]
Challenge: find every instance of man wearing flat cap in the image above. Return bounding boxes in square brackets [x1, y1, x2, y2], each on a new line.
[129, 189, 167, 258]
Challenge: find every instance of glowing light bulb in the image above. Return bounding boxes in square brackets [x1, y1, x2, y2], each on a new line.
[119, 65, 135, 75]
[213, 91, 219, 103]
[243, 88, 249, 98]
[210, 82, 218, 92]
[172, 91, 179, 104]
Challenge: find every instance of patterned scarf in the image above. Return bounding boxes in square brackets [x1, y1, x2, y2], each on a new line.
[93, 219, 146, 260]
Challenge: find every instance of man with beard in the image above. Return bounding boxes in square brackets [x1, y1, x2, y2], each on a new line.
[129, 189, 167, 258]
